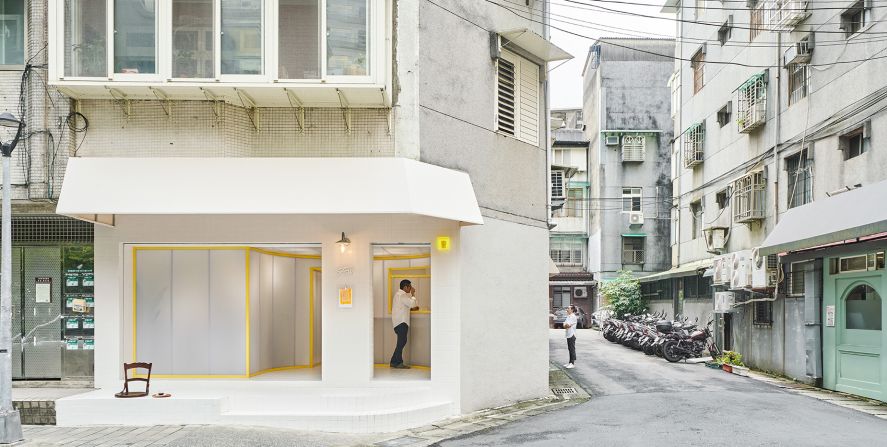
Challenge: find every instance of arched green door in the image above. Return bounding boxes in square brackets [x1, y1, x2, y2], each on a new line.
[829, 277, 884, 400]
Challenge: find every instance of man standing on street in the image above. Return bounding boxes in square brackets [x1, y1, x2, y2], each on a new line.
[563, 305, 578, 369]
[391, 279, 420, 369]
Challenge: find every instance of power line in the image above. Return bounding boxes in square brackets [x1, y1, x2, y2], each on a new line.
[561, 0, 886, 12]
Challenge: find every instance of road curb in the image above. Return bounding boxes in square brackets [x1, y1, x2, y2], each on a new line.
[745, 370, 887, 420]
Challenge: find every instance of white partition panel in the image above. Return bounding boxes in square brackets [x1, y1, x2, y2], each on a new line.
[171, 250, 210, 374]
[135, 250, 173, 371]
[272, 256, 297, 368]
[208, 250, 247, 375]
[249, 252, 261, 375]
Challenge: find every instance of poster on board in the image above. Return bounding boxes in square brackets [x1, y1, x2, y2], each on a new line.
[339, 288, 353, 308]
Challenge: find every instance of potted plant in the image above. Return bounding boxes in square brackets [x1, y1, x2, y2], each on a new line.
[717, 351, 749, 376]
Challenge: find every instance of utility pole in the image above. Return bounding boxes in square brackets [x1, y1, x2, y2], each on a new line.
[0, 111, 24, 443]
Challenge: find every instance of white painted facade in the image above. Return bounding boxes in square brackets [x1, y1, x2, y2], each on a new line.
[7, 0, 566, 432]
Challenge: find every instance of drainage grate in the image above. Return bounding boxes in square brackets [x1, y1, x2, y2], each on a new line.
[551, 387, 577, 396]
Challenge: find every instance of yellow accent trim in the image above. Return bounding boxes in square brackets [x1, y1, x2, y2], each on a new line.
[133, 245, 252, 251]
[251, 247, 321, 259]
[248, 364, 318, 378]
[245, 248, 251, 376]
[132, 246, 138, 363]
[135, 374, 249, 379]
[373, 363, 431, 371]
[388, 272, 432, 314]
[373, 254, 431, 261]
[309, 267, 322, 368]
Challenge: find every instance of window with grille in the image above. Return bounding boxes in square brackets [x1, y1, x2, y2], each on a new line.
[733, 171, 766, 223]
[768, 0, 810, 32]
[691, 201, 704, 239]
[691, 49, 705, 94]
[786, 148, 812, 208]
[754, 301, 773, 325]
[622, 187, 642, 212]
[683, 122, 705, 168]
[750, 2, 764, 41]
[788, 64, 809, 105]
[621, 135, 646, 162]
[497, 49, 540, 145]
[622, 237, 645, 265]
[566, 188, 584, 218]
[551, 170, 565, 199]
[737, 72, 767, 133]
[550, 239, 586, 267]
[789, 262, 806, 296]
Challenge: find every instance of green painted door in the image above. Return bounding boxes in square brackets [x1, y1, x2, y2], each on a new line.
[823, 264, 885, 401]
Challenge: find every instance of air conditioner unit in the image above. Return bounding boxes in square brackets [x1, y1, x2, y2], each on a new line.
[751, 247, 779, 289]
[573, 287, 587, 298]
[712, 254, 732, 286]
[705, 226, 728, 254]
[715, 291, 736, 313]
[783, 34, 814, 65]
[605, 135, 620, 146]
[628, 212, 644, 226]
[730, 249, 753, 290]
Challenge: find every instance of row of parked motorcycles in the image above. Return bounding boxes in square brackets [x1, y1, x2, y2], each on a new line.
[601, 311, 721, 363]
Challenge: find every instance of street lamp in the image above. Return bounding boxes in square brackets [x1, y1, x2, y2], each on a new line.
[0, 111, 24, 443]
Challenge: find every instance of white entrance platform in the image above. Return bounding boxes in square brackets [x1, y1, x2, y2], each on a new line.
[55, 377, 452, 433]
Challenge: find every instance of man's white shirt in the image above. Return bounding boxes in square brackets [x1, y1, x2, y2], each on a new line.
[392, 290, 418, 328]
[565, 314, 578, 338]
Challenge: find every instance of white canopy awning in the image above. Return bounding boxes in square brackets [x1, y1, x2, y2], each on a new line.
[759, 180, 887, 256]
[638, 259, 713, 282]
[498, 29, 573, 62]
[56, 157, 484, 226]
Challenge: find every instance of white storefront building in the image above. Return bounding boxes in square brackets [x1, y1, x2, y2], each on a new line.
[40, 0, 567, 433]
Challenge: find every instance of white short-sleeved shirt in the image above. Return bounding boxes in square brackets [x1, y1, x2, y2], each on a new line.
[392, 290, 418, 328]
[565, 314, 578, 338]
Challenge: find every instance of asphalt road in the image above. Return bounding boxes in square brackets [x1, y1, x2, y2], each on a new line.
[439, 329, 887, 447]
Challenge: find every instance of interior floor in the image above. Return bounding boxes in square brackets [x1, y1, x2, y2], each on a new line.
[373, 365, 431, 381]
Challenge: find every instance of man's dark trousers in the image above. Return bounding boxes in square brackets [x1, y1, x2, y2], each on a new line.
[567, 335, 577, 364]
[391, 322, 409, 366]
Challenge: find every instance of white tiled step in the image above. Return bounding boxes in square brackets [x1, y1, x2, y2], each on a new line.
[219, 401, 454, 433]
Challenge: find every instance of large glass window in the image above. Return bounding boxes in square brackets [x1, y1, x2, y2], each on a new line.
[114, 0, 157, 74]
[279, 0, 320, 79]
[0, 0, 24, 65]
[846, 284, 882, 330]
[622, 187, 642, 212]
[64, 0, 108, 77]
[172, 0, 215, 78]
[327, 0, 368, 76]
[221, 0, 263, 75]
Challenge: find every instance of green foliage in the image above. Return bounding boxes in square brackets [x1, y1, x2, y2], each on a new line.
[717, 351, 745, 367]
[599, 270, 645, 318]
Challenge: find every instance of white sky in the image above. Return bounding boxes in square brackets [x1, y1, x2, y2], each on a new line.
[547, 0, 677, 109]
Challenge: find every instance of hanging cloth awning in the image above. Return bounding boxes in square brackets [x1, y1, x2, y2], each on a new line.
[56, 157, 484, 226]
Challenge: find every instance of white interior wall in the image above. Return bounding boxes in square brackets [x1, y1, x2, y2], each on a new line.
[99, 215, 462, 408]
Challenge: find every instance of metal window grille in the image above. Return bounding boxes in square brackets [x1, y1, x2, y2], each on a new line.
[0, 216, 93, 244]
[551, 240, 585, 267]
[691, 201, 704, 239]
[622, 237, 645, 265]
[737, 73, 767, 133]
[621, 135, 646, 162]
[733, 171, 766, 223]
[767, 0, 810, 31]
[551, 170, 565, 198]
[786, 149, 812, 208]
[497, 57, 516, 135]
[789, 263, 806, 296]
[788, 64, 809, 105]
[754, 300, 773, 324]
[683, 123, 704, 168]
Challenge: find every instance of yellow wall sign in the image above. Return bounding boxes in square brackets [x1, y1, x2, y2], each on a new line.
[436, 236, 451, 251]
[339, 287, 353, 308]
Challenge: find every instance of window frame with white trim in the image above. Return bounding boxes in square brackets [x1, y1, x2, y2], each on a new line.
[0, 0, 26, 69]
[495, 48, 540, 146]
[622, 235, 645, 265]
[622, 187, 642, 213]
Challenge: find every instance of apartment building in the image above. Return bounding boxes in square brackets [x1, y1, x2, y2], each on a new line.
[549, 108, 594, 317]
[582, 38, 674, 311]
[662, 0, 887, 402]
[0, 0, 571, 431]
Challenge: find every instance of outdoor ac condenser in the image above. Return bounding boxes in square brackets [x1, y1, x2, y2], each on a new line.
[573, 287, 587, 298]
[751, 247, 779, 289]
[730, 250, 753, 289]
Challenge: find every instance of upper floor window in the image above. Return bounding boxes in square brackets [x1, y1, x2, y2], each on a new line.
[786, 148, 812, 208]
[690, 200, 703, 239]
[497, 49, 540, 145]
[551, 170, 565, 199]
[840, 124, 868, 160]
[840, 1, 866, 38]
[749, 2, 764, 42]
[787, 64, 809, 105]
[622, 187, 642, 212]
[691, 48, 704, 94]
[57, 0, 379, 83]
[0, 0, 25, 66]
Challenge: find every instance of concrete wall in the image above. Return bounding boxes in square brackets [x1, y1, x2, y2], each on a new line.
[583, 40, 674, 282]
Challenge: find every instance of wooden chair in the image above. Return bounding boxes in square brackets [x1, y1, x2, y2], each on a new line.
[114, 362, 152, 398]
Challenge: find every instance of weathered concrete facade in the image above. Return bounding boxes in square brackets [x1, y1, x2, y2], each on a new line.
[582, 39, 674, 310]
